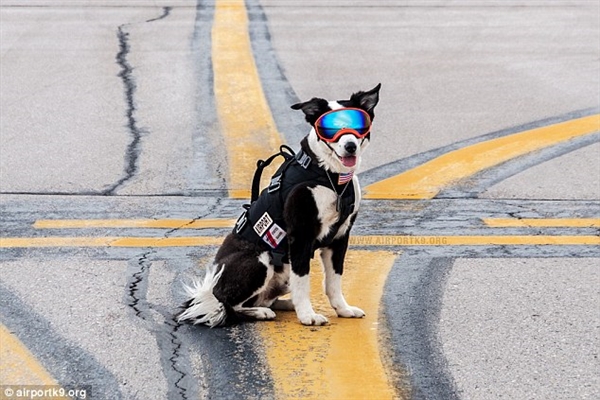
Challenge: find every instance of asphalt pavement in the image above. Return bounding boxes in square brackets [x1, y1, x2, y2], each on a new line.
[1, 1, 599, 399]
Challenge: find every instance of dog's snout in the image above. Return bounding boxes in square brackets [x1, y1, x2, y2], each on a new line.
[344, 142, 357, 154]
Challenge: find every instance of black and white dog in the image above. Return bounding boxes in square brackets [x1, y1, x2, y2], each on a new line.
[177, 84, 381, 327]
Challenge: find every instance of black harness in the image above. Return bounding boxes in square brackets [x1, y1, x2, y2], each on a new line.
[233, 145, 356, 267]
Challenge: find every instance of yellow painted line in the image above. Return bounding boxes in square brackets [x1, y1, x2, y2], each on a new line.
[364, 114, 600, 199]
[108, 237, 223, 247]
[0, 324, 57, 385]
[0, 237, 224, 248]
[33, 219, 236, 229]
[213, 0, 283, 199]
[1, 235, 598, 248]
[260, 250, 401, 400]
[31, 217, 600, 231]
[349, 235, 600, 246]
[483, 218, 600, 228]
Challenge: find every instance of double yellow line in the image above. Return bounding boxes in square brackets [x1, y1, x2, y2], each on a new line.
[213, 0, 282, 199]
[1, 217, 594, 249]
[2, 233, 599, 248]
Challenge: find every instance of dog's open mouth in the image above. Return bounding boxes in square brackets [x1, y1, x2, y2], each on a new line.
[339, 155, 357, 167]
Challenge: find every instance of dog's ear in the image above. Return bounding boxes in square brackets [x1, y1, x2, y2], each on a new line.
[291, 98, 330, 125]
[350, 83, 381, 116]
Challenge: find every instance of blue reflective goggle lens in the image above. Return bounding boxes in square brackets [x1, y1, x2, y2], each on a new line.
[315, 108, 371, 142]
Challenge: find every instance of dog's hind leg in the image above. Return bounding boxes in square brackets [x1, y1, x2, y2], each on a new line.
[221, 251, 281, 323]
[260, 264, 293, 311]
[320, 242, 365, 319]
[234, 306, 276, 321]
[270, 299, 294, 311]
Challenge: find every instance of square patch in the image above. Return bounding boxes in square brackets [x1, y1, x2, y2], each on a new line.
[262, 222, 286, 249]
[253, 212, 273, 237]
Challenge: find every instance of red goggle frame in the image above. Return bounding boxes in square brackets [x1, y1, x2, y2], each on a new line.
[314, 108, 372, 143]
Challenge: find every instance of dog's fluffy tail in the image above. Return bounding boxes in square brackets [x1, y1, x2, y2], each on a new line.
[177, 264, 228, 328]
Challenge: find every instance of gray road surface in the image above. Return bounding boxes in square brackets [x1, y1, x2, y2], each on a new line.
[1, 1, 599, 399]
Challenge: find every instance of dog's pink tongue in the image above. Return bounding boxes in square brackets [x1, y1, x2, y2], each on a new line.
[341, 155, 357, 167]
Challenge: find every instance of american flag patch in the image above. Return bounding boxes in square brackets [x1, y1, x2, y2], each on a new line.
[338, 171, 354, 185]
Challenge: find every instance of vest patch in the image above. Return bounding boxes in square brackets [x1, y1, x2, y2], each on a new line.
[338, 171, 354, 185]
[262, 222, 286, 249]
[253, 212, 273, 237]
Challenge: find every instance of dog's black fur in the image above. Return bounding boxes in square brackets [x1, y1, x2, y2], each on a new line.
[177, 84, 381, 327]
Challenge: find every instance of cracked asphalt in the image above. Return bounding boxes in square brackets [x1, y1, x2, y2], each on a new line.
[1, 1, 599, 399]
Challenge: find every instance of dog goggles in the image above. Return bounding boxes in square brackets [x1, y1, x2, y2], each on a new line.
[314, 108, 371, 143]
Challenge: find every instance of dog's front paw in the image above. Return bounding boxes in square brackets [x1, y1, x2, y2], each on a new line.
[336, 306, 365, 318]
[298, 312, 329, 326]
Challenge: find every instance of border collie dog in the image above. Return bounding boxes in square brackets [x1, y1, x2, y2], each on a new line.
[178, 84, 381, 327]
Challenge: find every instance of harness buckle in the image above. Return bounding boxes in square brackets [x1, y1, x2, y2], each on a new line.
[296, 151, 312, 169]
[235, 210, 248, 233]
[268, 174, 282, 193]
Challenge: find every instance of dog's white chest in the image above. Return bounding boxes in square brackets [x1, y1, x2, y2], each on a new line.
[309, 180, 360, 241]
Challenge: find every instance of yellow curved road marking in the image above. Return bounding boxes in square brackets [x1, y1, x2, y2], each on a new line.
[364, 114, 600, 199]
[260, 250, 400, 400]
[483, 218, 600, 228]
[33, 219, 236, 229]
[1, 235, 598, 248]
[213, 0, 283, 199]
[0, 324, 57, 385]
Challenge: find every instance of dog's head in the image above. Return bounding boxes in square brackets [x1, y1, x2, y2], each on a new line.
[291, 84, 381, 174]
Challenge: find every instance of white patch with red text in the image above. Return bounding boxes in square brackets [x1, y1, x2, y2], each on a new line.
[253, 212, 273, 237]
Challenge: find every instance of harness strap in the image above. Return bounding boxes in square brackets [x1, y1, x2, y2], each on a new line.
[251, 145, 295, 202]
[270, 250, 287, 268]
